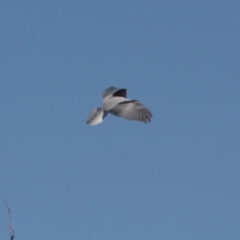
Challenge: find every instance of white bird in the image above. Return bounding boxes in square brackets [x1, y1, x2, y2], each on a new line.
[87, 87, 152, 126]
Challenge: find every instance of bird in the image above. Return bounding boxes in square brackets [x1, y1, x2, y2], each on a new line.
[86, 87, 152, 126]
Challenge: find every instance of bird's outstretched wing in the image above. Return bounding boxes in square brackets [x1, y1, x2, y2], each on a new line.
[108, 100, 152, 123]
[102, 87, 127, 100]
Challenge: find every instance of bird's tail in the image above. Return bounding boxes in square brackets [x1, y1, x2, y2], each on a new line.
[86, 108, 107, 126]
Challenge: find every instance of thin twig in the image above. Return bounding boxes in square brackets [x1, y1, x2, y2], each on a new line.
[5, 200, 14, 240]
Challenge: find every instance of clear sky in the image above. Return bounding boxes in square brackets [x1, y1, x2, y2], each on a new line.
[1, 1, 240, 239]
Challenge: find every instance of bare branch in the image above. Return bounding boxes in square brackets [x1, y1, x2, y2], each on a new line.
[5, 200, 14, 240]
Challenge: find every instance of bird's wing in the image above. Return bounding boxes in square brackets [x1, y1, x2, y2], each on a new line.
[86, 108, 107, 126]
[108, 100, 152, 123]
[102, 87, 127, 100]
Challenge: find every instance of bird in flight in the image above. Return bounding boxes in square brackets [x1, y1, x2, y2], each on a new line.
[87, 87, 152, 126]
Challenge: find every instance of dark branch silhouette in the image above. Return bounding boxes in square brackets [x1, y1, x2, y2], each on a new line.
[5, 200, 14, 240]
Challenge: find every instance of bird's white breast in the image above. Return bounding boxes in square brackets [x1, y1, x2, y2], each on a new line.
[103, 97, 129, 112]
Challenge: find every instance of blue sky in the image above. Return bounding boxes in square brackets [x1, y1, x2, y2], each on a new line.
[1, 1, 240, 239]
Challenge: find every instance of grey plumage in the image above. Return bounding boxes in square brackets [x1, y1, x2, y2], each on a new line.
[86, 108, 107, 125]
[87, 87, 152, 126]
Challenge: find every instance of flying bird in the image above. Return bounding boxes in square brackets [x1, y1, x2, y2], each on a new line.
[87, 87, 152, 126]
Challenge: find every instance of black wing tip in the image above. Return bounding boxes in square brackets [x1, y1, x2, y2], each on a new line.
[118, 100, 137, 105]
[113, 88, 127, 98]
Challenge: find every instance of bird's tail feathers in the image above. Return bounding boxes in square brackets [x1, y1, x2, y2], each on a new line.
[87, 108, 107, 126]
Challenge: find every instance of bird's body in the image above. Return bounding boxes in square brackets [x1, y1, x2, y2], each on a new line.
[87, 87, 152, 126]
[103, 96, 127, 111]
